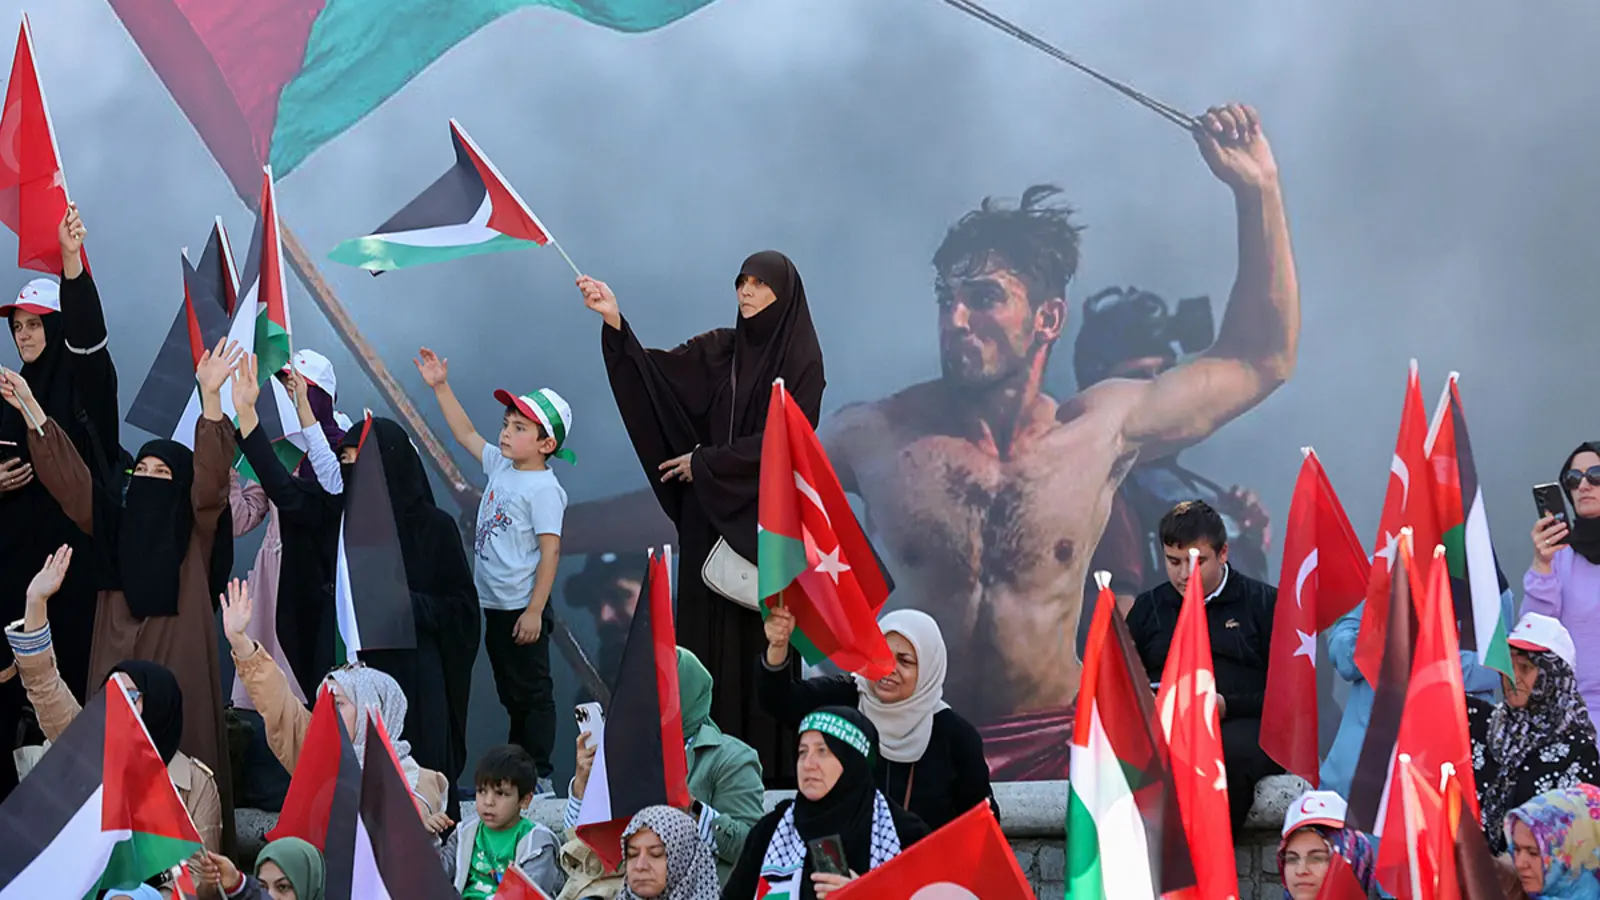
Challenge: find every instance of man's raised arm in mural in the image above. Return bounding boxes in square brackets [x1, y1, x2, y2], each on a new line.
[1078, 102, 1299, 461]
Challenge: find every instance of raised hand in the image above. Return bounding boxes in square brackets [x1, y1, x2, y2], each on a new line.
[25, 545, 72, 607]
[576, 276, 621, 330]
[197, 338, 243, 395]
[1193, 103, 1279, 193]
[1532, 515, 1570, 573]
[413, 348, 449, 389]
[58, 204, 86, 279]
[573, 731, 598, 798]
[764, 603, 796, 668]
[231, 353, 261, 412]
[220, 578, 255, 655]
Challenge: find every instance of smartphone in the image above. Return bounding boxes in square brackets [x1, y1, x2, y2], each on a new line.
[575, 702, 606, 749]
[1534, 483, 1569, 528]
[808, 835, 849, 876]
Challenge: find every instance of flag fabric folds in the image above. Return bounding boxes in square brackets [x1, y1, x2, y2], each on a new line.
[757, 379, 894, 679]
[127, 219, 238, 438]
[1376, 546, 1478, 893]
[1262, 448, 1370, 784]
[1155, 550, 1238, 900]
[329, 119, 555, 272]
[0, 685, 203, 896]
[350, 716, 460, 899]
[0, 14, 75, 274]
[1355, 361, 1439, 685]
[334, 414, 418, 657]
[493, 863, 554, 899]
[1066, 573, 1194, 899]
[1347, 530, 1422, 834]
[265, 684, 362, 900]
[1425, 373, 1512, 677]
[574, 546, 691, 870]
[106, 0, 721, 200]
[832, 803, 1031, 899]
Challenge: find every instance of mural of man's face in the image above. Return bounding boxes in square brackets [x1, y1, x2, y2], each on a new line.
[936, 255, 1062, 385]
[595, 577, 643, 645]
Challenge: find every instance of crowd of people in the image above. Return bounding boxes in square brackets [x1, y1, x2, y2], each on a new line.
[4, 103, 1600, 900]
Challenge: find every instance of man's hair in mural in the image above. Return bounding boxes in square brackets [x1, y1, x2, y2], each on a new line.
[1158, 499, 1229, 553]
[931, 184, 1084, 306]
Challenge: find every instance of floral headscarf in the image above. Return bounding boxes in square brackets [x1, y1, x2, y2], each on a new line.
[617, 805, 720, 900]
[1480, 649, 1599, 854]
[1277, 826, 1376, 899]
[1506, 785, 1600, 900]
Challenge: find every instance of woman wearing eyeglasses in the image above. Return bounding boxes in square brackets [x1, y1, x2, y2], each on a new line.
[1275, 790, 1376, 900]
[1526, 442, 1600, 730]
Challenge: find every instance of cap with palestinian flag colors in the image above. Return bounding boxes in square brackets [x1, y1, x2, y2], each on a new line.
[0, 278, 60, 316]
[1508, 612, 1577, 669]
[1280, 790, 1348, 837]
[493, 387, 575, 464]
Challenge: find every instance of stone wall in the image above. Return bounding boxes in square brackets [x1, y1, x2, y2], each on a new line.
[237, 775, 1311, 898]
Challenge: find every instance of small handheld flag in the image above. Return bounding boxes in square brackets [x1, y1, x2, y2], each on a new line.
[329, 119, 578, 275]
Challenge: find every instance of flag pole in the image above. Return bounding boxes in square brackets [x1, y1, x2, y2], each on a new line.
[1400, 753, 1425, 899]
[549, 237, 582, 278]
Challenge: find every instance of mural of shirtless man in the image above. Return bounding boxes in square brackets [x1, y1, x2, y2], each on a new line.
[818, 103, 1300, 778]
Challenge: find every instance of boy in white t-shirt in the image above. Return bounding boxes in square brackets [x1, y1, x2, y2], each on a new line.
[416, 347, 572, 792]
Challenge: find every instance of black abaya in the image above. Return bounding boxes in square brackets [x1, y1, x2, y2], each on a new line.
[0, 273, 117, 799]
[600, 251, 824, 788]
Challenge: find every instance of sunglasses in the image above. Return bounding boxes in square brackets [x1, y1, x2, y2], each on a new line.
[1564, 466, 1600, 491]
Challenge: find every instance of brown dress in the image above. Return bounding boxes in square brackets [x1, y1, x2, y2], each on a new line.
[27, 415, 236, 852]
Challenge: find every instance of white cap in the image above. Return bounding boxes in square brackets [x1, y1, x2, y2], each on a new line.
[1508, 612, 1576, 669]
[1281, 790, 1348, 837]
[1, 278, 60, 316]
[283, 348, 337, 399]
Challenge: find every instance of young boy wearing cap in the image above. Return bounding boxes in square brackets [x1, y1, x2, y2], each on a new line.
[415, 346, 572, 793]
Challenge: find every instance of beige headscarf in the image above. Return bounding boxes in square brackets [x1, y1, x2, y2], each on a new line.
[852, 609, 950, 762]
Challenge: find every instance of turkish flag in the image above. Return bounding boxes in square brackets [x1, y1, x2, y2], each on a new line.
[831, 803, 1031, 900]
[1377, 546, 1478, 895]
[0, 15, 74, 274]
[493, 864, 554, 899]
[1355, 361, 1440, 685]
[1156, 549, 1238, 900]
[1262, 449, 1370, 783]
[1314, 854, 1368, 900]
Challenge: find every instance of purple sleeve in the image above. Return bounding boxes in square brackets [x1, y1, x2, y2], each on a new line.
[1524, 553, 1566, 617]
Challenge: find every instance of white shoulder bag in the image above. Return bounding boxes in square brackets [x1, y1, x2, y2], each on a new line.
[699, 357, 762, 611]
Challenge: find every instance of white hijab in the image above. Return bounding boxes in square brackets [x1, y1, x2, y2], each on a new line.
[852, 609, 950, 763]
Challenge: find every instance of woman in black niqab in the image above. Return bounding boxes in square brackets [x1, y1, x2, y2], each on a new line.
[581, 250, 825, 787]
[336, 417, 478, 786]
[0, 276, 118, 800]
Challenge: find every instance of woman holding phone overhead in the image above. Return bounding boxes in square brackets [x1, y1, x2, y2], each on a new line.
[577, 252, 824, 787]
[1524, 441, 1600, 727]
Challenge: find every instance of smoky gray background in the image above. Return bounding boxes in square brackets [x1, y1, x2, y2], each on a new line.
[5, 0, 1598, 787]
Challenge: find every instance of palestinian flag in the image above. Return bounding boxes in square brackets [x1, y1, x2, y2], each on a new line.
[127, 218, 238, 438]
[334, 414, 417, 660]
[0, 685, 203, 896]
[1067, 573, 1193, 899]
[266, 685, 361, 899]
[350, 716, 460, 899]
[0, 14, 80, 275]
[1425, 373, 1511, 677]
[107, 1, 721, 201]
[575, 546, 691, 870]
[832, 803, 1030, 899]
[757, 379, 894, 679]
[329, 120, 556, 273]
[248, 165, 293, 378]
